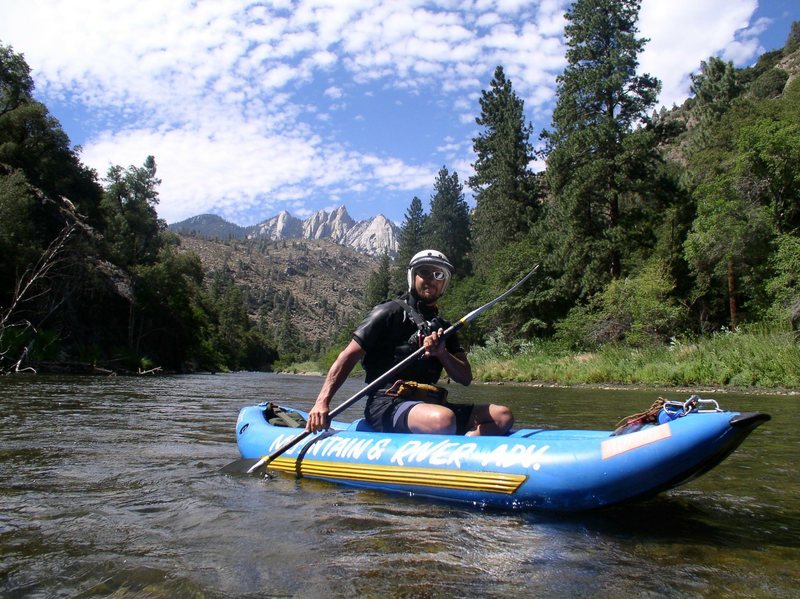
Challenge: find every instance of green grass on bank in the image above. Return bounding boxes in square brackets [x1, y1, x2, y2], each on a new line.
[278, 360, 326, 375]
[285, 328, 799, 391]
[278, 359, 366, 379]
[468, 328, 800, 390]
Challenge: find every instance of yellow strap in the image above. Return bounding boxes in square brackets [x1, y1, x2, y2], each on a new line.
[396, 380, 448, 403]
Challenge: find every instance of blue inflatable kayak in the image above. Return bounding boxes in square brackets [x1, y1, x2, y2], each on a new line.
[234, 397, 769, 511]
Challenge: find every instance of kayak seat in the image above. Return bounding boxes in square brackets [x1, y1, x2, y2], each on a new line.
[263, 403, 307, 428]
[348, 418, 375, 432]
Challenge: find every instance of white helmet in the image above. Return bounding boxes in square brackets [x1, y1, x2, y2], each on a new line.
[407, 249, 454, 295]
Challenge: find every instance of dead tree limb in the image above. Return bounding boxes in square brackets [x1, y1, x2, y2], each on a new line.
[0, 224, 74, 374]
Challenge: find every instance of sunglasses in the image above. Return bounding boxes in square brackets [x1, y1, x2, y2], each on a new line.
[416, 267, 448, 281]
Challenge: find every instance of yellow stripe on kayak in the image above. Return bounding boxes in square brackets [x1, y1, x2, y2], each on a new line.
[266, 457, 527, 494]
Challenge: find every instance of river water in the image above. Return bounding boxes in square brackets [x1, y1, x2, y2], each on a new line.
[1, 372, 797, 598]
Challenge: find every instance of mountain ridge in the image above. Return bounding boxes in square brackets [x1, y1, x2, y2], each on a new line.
[169, 206, 398, 257]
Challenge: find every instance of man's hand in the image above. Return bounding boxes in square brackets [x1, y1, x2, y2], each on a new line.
[423, 328, 472, 386]
[423, 328, 446, 359]
[306, 402, 330, 433]
[307, 339, 365, 433]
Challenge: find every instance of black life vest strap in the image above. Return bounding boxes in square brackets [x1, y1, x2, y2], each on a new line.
[392, 298, 430, 335]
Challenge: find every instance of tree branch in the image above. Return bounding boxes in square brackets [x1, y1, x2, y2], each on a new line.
[0, 224, 74, 374]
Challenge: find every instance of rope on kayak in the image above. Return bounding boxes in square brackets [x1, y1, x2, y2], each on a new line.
[612, 395, 721, 436]
[613, 397, 667, 435]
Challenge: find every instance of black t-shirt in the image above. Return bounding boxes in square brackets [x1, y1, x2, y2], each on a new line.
[352, 293, 463, 384]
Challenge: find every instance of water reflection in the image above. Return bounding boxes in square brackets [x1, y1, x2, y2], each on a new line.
[0, 372, 797, 598]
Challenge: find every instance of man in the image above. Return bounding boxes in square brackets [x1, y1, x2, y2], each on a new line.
[306, 249, 514, 436]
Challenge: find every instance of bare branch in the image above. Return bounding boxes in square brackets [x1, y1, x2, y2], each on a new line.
[0, 224, 75, 374]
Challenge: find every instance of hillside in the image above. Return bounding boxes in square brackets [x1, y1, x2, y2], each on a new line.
[175, 234, 379, 352]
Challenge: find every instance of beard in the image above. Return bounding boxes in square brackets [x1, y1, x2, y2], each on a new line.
[414, 281, 442, 304]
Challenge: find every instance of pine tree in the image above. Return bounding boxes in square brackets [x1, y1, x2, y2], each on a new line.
[0, 43, 34, 116]
[541, 0, 661, 300]
[690, 57, 741, 131]
[364, 250, 392, 307]
[469, 66, 539, 276]
[425, 166, 471, 276]
[393, 196, 427, 291]
[684, 174, 773, 330]
[786, 20, 800, 52]
[101, 156, 164, 266]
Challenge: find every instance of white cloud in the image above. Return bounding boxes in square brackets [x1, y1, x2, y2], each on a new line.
[324, 86, 344, 99]
[0, 0, 572, 225]
[639, 0, 760, 109]
[0, 0, 773, 224]
[475, 12, 502, 29]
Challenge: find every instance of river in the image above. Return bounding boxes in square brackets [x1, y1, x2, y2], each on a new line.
[1, 373, 797, 598]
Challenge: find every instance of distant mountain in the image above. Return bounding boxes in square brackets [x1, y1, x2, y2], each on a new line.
[303, 205, 354, 241]
[250, 210, 304, 240]
[344, 214, 398, 255]
[170, 206, 398, 256]
[170, 214, 248, 240]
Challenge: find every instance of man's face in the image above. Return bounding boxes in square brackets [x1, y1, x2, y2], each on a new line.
[414, 267, 447, 304]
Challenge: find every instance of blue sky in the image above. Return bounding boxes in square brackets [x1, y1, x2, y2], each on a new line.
[1, 0, 797, 226]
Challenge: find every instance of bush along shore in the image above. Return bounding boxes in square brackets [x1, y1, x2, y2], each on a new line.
[466, 328, 800, 393]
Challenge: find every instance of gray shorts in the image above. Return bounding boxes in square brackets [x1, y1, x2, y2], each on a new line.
[365, 391, 474, 434]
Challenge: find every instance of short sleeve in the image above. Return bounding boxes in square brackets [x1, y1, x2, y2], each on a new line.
[352, 301, 398, 353]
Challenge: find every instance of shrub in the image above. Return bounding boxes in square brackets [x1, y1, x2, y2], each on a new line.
[556, 261, 683, 349]
[750, 68, 789, 99]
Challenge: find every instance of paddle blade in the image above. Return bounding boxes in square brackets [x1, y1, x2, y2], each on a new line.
[220, 458, 268, 476]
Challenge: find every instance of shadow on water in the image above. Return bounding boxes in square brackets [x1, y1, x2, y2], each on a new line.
[519, 494, 800, 551]
[293, 468, 800, 552]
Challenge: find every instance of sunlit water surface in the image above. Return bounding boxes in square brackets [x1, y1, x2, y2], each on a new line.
[1, 373, 797, 597]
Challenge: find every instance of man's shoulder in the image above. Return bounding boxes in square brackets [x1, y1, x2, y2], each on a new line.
[354, 295, 408, 347]
[372, 297, 405, 314]
[359, 296, 406, 327]
[370, 293, 412, 314]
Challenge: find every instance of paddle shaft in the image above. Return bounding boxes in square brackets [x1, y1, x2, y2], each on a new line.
[246, 265, 538, 474]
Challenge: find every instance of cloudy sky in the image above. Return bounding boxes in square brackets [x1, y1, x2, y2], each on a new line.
[1, 0, 796, 225]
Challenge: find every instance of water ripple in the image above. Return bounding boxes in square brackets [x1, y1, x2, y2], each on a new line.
[0, 372, 797, 598]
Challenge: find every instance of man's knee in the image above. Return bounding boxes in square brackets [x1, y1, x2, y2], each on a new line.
[431, 408, 457, 433]
[492, 404, 514, 432]
[409, 405, 456, 434]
